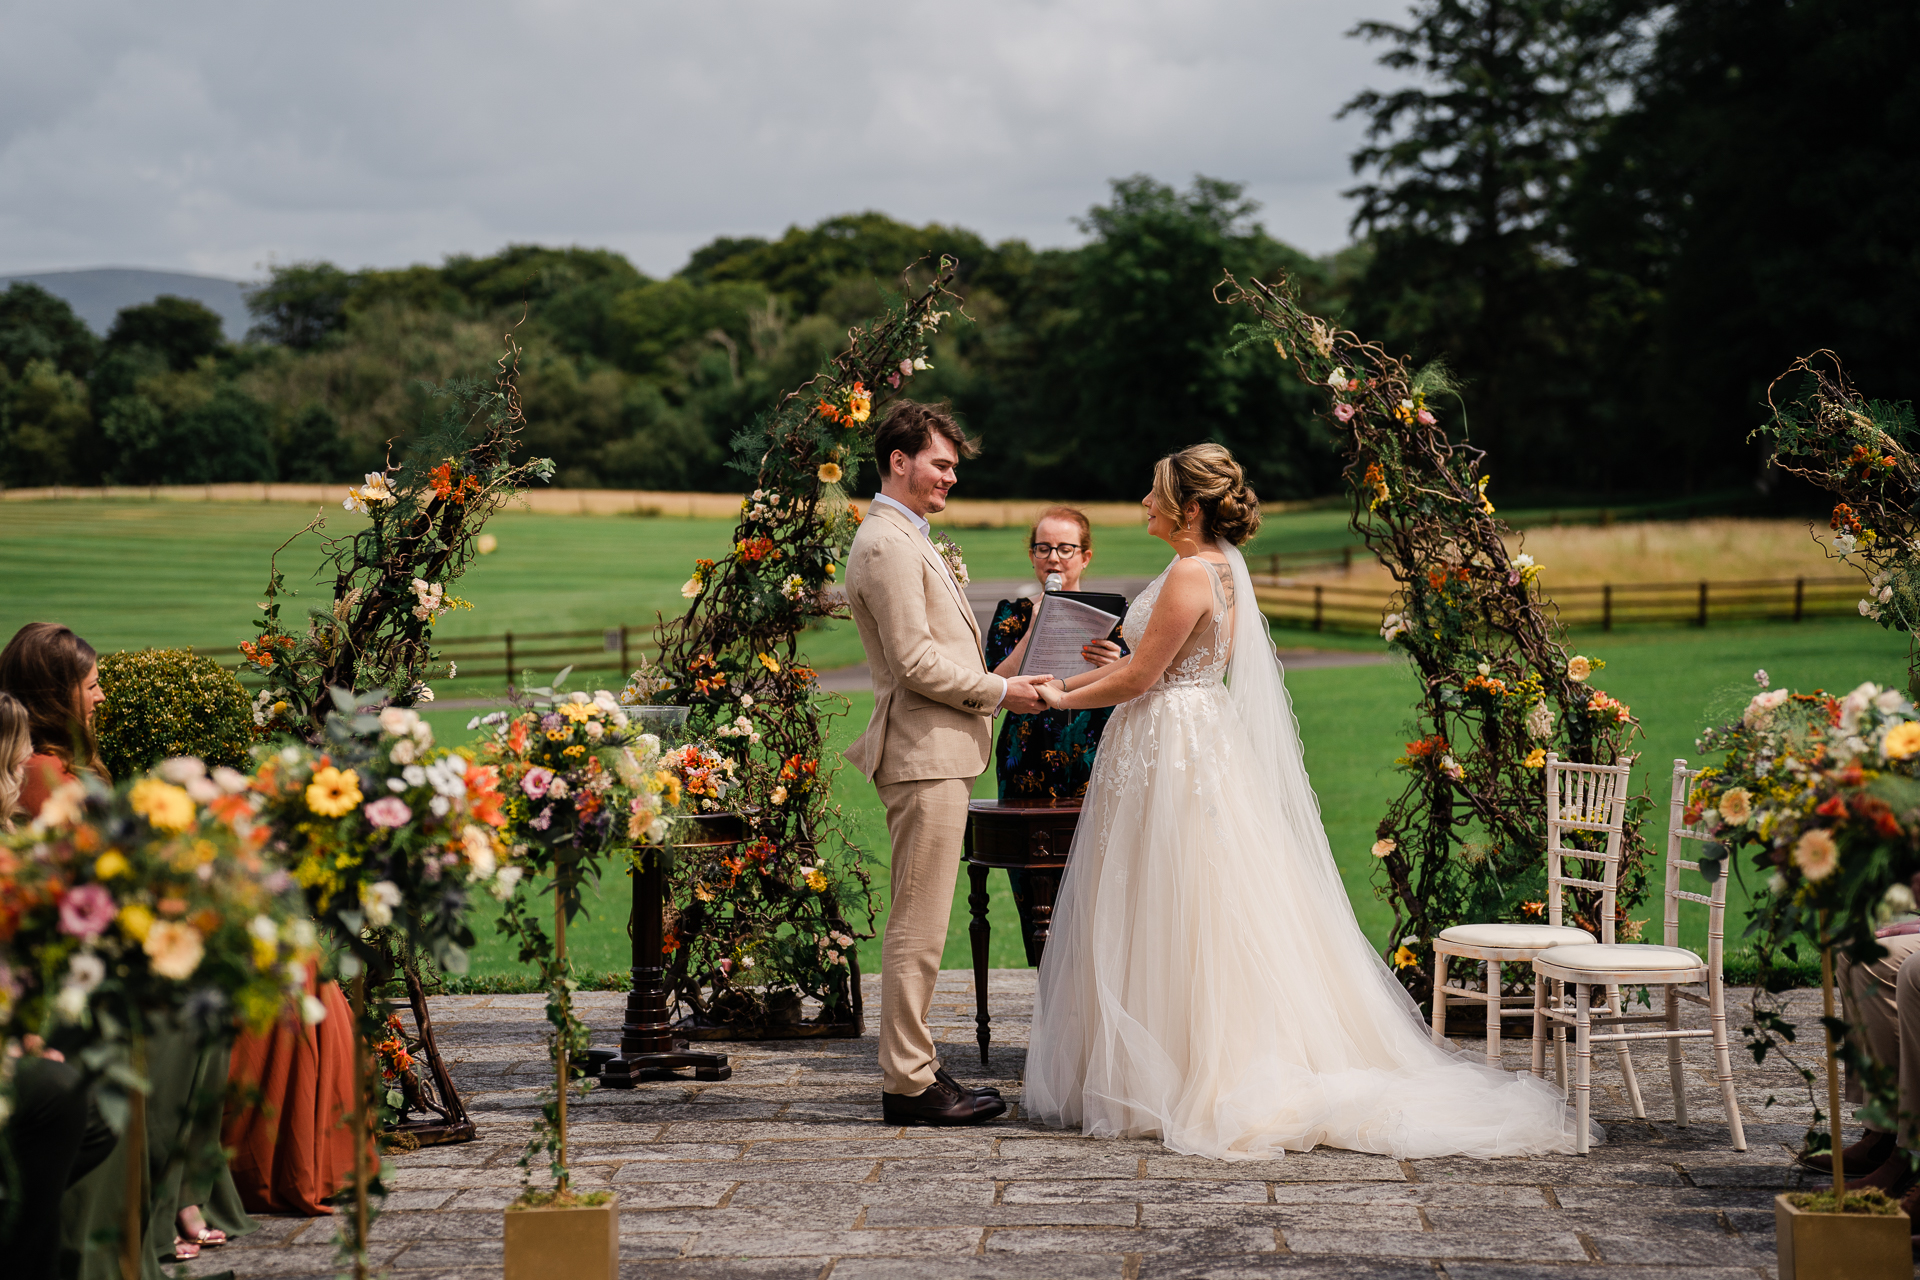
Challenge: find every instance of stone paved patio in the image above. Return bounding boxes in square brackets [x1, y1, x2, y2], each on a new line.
[188, 971, 1892, 1279]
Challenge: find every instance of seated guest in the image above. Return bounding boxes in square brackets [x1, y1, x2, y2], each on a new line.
[222, 972, 359, 1216]
[0, 622, 253, 1270]
[983, 507, 1124, 963]
[1824, 918, 1920, 1207]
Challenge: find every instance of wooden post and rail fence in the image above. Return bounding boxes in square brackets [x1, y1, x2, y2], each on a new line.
[200, 551, 1869, 685]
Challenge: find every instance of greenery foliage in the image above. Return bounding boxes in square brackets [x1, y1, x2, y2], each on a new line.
[94, 648, 254, 779]
[1220, 269, 1650, 1003]
[1749, 352, 1920, 684]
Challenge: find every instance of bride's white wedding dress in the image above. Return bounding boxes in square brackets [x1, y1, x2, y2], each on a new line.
[1025, 544, 1592, 1161]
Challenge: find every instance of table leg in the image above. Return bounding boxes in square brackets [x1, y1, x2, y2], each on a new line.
[968, 862, 991, 1067]
[1025, 868, 1062, 965]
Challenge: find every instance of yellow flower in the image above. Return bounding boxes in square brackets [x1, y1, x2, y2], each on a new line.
[757, 653, 780, 674]
[1793, 828, 1840, 881]
[824, 563, 837, 579]
[1522, 747, 1546, 769]
[1885, 721, 1920, 761]
[95, 850, 131, 880]
[1718, 788, 1753, 825]
[144, 920, 206, 981]
[1390, 944, 1419, 969]
[1370, 838, 1395, 858]
[771, 785, 788, 805]
[305, 766, 363, 818]
[129, 778, 195, 833]
[847, 389, 872, 423]
[1567, 655, 1592, 683]
[817, 462, 843, 484]
[559, 701, 595, 723]
[119, 902, 156, 943]
[804, 868, 829, 892]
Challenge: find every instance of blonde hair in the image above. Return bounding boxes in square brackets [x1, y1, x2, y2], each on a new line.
[1149, 443, 1262, 546]
[0, 691, 29, 832]
[1028, 505, 1093, 555]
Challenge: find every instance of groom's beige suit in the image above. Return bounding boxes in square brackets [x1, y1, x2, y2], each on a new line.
[844, 497, 1003, 1096]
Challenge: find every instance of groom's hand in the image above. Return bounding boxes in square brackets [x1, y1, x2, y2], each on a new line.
[1002, 674, 1054, 715]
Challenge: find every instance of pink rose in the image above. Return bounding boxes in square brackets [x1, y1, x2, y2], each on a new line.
[899, 359, 914, 376]
[1333, 403, 1356, 422]
[887, 372, 902, 389]
[522, 767, 554, 799]
[365, 797, 412, 828]
[59, 883, 117, 939]
[1417, 409, 1436, 425]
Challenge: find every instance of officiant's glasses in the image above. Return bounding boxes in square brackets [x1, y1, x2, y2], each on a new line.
[1029, 542, 1084, 559]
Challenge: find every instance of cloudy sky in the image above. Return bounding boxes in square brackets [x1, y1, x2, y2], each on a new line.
[0, 0, 1413, 282]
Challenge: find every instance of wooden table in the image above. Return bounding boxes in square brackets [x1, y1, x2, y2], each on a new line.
[962, 797, 1083, 1066]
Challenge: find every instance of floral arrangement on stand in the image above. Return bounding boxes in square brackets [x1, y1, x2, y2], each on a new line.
[643, 259, 963, 1035]
[1750, 350, 1920, 691]
[250, 691, 519, 1280]
[1217, 271, 1652, 1004]
[1686, 671, 1920, 1183]
[0, 761, 320, 1274]
[471, 672, 679, 1201]
[238, 335, 553, 743]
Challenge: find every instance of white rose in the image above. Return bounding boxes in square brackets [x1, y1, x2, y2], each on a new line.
[490, 865, 524, 901]
[361, 880, 403, 928]
[461, 825, 498, 878]
[379, 708, 422, 738]
[301, 994, 328, 1025]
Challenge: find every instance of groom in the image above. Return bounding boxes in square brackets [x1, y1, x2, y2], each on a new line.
[844, 400, 1053, 1126]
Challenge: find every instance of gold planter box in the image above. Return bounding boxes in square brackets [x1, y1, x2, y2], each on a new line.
[504, 1197, 618, 1280]
[1774, 1193, 1911, 1279]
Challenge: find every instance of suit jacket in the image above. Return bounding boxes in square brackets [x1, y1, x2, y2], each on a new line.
[843, 500, 1001, 785]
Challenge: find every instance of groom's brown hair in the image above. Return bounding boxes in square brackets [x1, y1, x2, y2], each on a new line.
[872, 400, 980, 475]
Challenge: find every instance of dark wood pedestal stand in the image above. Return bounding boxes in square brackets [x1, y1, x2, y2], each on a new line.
[962, 797, 1082, 1067]
[594, 816, 735, 1087]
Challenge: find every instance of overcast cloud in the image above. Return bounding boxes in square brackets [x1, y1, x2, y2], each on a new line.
[0, 0, 1411, 281]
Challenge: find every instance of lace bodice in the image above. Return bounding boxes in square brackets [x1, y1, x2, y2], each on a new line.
[1121, 557, 1236, 689]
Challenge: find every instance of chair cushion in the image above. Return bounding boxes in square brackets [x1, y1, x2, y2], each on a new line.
[1541, 943, 1704, 973]
[1437, 923, 1595, 949]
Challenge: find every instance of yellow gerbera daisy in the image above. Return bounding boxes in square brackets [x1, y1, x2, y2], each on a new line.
[306, 766, 364, 818]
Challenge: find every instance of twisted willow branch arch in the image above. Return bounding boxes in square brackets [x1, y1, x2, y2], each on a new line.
[647, 259, 963, 1032]
[1218, 271, 1653, 1003]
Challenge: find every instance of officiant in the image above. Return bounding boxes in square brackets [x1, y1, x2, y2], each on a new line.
[984, 507, 1124, 962]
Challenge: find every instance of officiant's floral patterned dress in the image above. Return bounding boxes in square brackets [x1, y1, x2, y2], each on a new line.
[987, 597, 1119, 801]
[987, 597, 1123, 965]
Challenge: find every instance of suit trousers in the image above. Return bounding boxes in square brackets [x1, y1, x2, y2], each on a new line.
[1838, 931, 1920, 1142]
[877, 775, 973, 1096]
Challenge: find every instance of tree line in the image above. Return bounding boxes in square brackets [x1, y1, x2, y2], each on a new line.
[1, 0, 1911, 504]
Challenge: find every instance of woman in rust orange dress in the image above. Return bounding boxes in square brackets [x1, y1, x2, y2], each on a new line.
[221, 975, 359, 1214]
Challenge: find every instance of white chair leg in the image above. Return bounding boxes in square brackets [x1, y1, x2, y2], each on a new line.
[1553, 978, 1568, 1092]
[1708, 972, 1747, 1152]
[1607, 983, 1646, 1119]
[1666, 984, 1688, 1127]
[1575, 982, 1592, 1155]
[1531, 970, 1547, 1079]
[1485, 960, 1501, 1067]
[1431, 949, 1449, 1044]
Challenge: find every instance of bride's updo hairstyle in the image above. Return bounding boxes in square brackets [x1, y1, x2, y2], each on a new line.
[1150, 443, 1262, 546]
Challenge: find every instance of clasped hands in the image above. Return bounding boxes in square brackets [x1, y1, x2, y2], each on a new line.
[1003, 674, 1069, 714]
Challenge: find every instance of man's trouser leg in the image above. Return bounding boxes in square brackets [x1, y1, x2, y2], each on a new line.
[1840, 933, 1920, 1117]
[1895, 946, 1920, 1147]
[876, 776, 972, 1097]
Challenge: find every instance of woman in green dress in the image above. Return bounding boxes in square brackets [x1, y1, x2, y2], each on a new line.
[984, 508, 1125, 963]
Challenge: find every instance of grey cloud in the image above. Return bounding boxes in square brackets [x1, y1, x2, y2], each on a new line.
[0, 0, 1410, 279]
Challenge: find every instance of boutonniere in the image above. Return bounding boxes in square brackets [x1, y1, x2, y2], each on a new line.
[932, 532, 969, 586]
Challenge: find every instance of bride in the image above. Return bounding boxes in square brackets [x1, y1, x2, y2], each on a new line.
[1025, 443, 1591, 1161]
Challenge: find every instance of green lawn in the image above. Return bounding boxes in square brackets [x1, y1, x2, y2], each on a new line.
[5, 498, 1910, 982]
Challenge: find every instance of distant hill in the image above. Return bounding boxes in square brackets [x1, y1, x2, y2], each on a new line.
[0, 267, 255, 340]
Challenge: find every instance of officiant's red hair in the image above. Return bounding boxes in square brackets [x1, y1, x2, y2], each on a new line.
[0, 622, 108, 780]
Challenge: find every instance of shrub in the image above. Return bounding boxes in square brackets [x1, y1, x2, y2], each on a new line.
[95, 648, 254, 779]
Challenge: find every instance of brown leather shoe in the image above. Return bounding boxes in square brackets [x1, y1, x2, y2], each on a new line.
[936, 1066, 1002, 1098]
[882, 1079, 1007, 1126]
[1803, 1128, 1897, 1173]
[1848, 1149, 1918, 1194]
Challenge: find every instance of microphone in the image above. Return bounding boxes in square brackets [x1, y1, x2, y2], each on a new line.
[1045, 572, 1063, 593]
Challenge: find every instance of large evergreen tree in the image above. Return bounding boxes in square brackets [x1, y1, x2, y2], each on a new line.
[1340, 0, 1650, 490]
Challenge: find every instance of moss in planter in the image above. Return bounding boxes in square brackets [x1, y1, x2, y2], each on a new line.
[95, 648, 255, 778]
[508, 1188, 615, 1209]
[1786, 1188, 1904, 1215]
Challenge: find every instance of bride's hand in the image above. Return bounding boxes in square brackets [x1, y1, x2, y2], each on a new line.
[1037, 680, 1067, 711]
